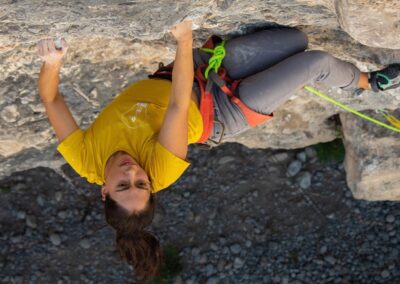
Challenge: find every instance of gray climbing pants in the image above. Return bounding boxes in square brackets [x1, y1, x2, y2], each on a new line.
[192, 28, 361, 141]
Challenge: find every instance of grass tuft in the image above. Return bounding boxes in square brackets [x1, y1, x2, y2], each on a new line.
[151, 245, 183, 284]
[313, 139, 345, 163]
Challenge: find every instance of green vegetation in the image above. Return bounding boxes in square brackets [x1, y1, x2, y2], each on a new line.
[313, 138, 345, 163]
[151, 245, 183, 284]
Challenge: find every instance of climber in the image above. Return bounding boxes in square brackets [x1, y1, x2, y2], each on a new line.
[37, 20, 400, 280]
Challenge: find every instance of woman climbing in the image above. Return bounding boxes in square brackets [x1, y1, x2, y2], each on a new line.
[37, 20, 399, 279]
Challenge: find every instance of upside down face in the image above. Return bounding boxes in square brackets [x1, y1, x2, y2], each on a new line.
[102, 151, 151, 213]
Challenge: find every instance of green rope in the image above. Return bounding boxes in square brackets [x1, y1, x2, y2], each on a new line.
[200, 40, 226, 79]
[304, 85, 400, 133]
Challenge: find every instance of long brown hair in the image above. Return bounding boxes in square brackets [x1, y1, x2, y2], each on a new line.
[104, 193, 161, 280]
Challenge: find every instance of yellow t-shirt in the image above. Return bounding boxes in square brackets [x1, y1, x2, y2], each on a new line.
[57, 79, 203, 192]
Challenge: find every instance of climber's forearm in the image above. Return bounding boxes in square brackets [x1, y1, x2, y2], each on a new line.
[170, 38, 194, 110]
[38, 62, 79, 142]
[43, 94, 79, 142]
[156, 21, 194, 160]
[38, 62, 62, 103]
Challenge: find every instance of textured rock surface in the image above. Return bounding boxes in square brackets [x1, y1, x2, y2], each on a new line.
[0, 0, 399, 200]
[335, 0, 400, 49]
[341, 112, 400, 201]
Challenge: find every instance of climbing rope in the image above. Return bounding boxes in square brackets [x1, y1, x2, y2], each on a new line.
[304, 85, 400, 133]
[200, 40, 226, 79]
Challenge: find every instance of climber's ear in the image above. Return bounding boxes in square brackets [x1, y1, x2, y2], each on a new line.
[101, 184, 108, 202]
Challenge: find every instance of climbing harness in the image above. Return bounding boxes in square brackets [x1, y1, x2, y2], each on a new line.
[149, 35, 273, 146]
[304, 85, 400, 133]
[150, 36, 400, 144]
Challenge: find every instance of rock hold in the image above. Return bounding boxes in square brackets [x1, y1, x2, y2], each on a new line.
[1, 105, 20, 123]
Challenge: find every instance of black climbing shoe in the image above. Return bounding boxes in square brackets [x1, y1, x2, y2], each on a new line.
[369, 64, 400, 92]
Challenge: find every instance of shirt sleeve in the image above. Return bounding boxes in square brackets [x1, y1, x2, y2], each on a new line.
[148, 141, 190, 193]
[57, 128, 84, 174]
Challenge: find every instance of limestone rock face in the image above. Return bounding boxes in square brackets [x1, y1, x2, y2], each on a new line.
[334, 0, 400, 49]
[341, 112, 400, 201]
[0, 0, 399, 200]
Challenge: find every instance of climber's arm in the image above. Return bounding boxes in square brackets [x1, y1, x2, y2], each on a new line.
[38, 62, 79, 142]
[158, 20, 193, 160]
[37, 38, 79, 143]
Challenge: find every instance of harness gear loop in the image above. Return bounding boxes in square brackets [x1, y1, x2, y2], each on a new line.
[304, 85, 400, 133]
[200, 40, 226, 80]
[194, 64, 216, 143]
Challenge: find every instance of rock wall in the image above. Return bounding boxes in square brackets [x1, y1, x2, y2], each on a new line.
[341, 112, 400, 201]
[0, 0, 399, 200]
[335, 0, 400, 49]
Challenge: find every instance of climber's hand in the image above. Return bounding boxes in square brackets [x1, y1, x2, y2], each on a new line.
[170, 20, 193, 43]
[37, 37, 79, 142]
[37, 38, 68, 65]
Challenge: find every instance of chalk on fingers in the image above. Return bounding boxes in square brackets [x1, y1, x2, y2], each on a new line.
[54, 37, 63, 50]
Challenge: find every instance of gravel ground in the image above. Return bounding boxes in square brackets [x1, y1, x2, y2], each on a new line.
[0, 142, 399, 283]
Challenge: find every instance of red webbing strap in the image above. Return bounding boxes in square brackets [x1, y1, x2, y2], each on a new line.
[230, 96, 273, 127]
[218, 68, 231, 83]
[196, 65, 215, 143]
[209, 71, 231, 95]
[209, 72, 273, 128]
[195, 37, 223, 143]
[229, 78, 273, 127]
